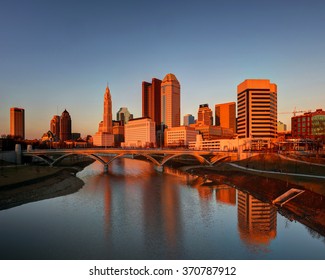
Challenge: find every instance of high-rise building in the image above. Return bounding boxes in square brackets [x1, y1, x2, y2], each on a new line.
[93, 85, 114, 147]
[103, 85, 113, 133]
[116, 107, 133, 125]
[183, 114, 195, 126]
[197, 104, 213, 126]
[10, 107, 25, 139]
[142, 78, 162, 124]
[237, 79, 277, 139]
[50, 115, 60, 139]
[161, 73, 180, 128]
[215, 102, 236, 133]
[60, 109, 72, 141]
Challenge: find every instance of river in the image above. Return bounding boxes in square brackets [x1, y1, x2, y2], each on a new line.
[0, 158, 324, 259]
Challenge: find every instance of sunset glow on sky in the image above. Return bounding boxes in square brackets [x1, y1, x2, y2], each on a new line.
[1, 0, 324, 139]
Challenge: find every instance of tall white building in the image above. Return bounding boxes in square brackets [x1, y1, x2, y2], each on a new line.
[161, 73, 180, 128]
[123, 118, 156, 148]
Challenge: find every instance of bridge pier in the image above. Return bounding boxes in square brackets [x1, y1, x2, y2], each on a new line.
[104, 164, 109, 173]
[154, 165, 164, 172]
[15, 144, 22, 165]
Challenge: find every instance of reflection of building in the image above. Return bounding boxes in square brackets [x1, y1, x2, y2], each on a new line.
[161, 73, 180, 128]
[291, 109, 325, 141]
[60, 109, 72, 141]
[93, 85, 114, 147]
[197, 104, 213, 126]
[123, 117, 156, 148]
[215, 102, 236, 133]
[237, 79, 277, 141]
[183, 114, 195, 126]
[237, 191, 277, 245]
[142, 78, 162, 124]
[164, 126, 198, 147]
[216, 187, 236, 205]
[10, 107, 25, 139]
[50, 115, 60, 140]
[116, 107, 133, 124]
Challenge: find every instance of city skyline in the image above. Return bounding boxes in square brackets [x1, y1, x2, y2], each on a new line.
[1, 1, 324, 139]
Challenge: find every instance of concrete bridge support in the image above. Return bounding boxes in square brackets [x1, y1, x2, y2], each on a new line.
[154, 165, 164, 172]
[15, 144, 22, 165]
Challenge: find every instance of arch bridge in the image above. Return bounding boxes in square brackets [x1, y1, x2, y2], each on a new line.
[23, 148, 238, 172]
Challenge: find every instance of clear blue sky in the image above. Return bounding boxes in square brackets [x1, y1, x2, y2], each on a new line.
[1, 0, 324, 139]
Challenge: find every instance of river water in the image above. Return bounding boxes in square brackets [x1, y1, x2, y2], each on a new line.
[0, 158, 324, 260]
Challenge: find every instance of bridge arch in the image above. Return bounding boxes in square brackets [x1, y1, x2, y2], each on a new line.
[24, 154, 53, 166]
[106, 152, 161, 166]
[161, 153, 211, 166]
[51, 153, 107, 167]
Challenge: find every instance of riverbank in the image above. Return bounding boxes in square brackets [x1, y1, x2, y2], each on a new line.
[184, 154, 325, 237]
[0, 158, 94, 210]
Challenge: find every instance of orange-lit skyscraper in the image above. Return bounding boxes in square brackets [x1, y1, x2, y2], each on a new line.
[93, 85, 114, 147]
[161, 73, 180, 128]
[60, 109, 72, 141]
[50, 115, 60, 139]
[142, 78, 162, 124]
[103, 85, 113, 133]
[10, 107, 25, 139]
[215, 102, 236, 133]
[237, 79, 277, 139]
[197, 104, 213, 126]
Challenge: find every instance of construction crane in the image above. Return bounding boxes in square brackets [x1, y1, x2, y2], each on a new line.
[278, 108, 311, 117]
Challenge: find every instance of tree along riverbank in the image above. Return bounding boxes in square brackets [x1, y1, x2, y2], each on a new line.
[0, 158, 94, 210]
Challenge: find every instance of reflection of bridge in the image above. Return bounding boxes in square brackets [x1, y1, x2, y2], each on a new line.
[23, 148, 238, 172]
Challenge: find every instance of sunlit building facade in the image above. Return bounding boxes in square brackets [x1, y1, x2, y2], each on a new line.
[161, 73, 180, 128]
[183, 114, 195, 126]
[237, 79, 277, 140]
[10, 107, 25, 139]
[215, 102, 236, 133]
[291, 109, 325, 141]
[164, 126, 198, 147]
[197, 104, 213, 126]
[142, 78, 162, 125]
[123, 117, 156, 148]
[93, 85, 114, 147]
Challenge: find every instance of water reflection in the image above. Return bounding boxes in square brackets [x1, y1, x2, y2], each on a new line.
[237, 191, 277, 247]
[1, 158, 324, 260]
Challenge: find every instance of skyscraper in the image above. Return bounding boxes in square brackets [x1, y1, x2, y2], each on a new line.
[103, 85, 112, 133]
[93, 85, 114, 147]
[117, 107, 133, 124]
[60, 109, 72, 141]
[142, 78, 162, 124]
[183, 114, 195, 126]
[197, 104, 213, 126]
[10, 107, 25, 139]
[237, 79, 277, 139]
[50, 115, 60, 139]
[215, 102, 236, 133]
[161, 73, 180, 128]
